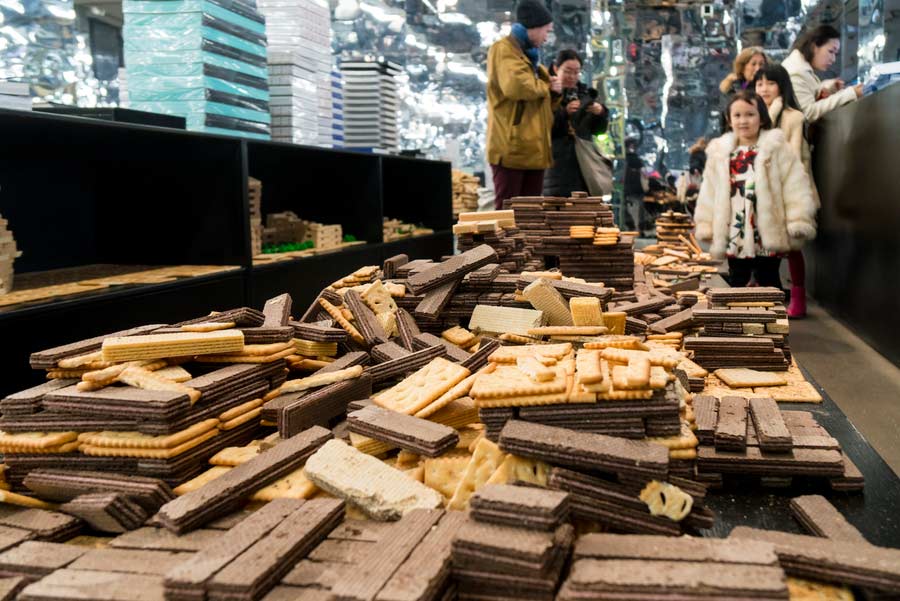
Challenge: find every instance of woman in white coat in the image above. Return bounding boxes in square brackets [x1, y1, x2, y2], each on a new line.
[695, 90, 817, 290]
[782, 25, 862, 123]
[754, 64, 819, 317]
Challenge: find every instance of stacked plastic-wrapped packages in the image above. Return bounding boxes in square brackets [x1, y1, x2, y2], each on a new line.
[258, 0, 334, 146]
[340, 60, 400, 152]
[122, 0, 271, 139]
[330, 70, 345, 148]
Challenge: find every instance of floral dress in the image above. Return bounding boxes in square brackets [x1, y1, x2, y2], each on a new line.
[726, 145, 775, 258]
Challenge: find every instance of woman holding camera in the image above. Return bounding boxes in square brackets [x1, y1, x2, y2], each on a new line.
[542, 49, 610, 197]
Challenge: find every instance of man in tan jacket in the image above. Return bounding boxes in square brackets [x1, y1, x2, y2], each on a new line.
[487, 0, 561, 209]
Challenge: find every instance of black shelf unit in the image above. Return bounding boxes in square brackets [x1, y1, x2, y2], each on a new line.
[0, 109, 249, 394]
[0, 110, 453, 394]
[380, 154, 453, 235]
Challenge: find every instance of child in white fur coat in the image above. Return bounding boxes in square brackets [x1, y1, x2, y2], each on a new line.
[695, 90, 817, 289]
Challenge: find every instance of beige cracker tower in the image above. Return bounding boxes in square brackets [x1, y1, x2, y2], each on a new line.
[0, 211, 21, 294]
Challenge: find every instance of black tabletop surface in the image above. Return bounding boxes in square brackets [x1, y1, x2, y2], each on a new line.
[700, 366, 900, 548]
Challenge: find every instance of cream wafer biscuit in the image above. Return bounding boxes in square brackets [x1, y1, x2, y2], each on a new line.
[570, 297, 604, 327]
[101, 330, 244, 362]
[304, 439, 442, 520]
[523, 279, 574, 326]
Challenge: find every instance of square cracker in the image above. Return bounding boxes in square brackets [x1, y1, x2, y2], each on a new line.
[373, 357, 471, 415]
[423, 451, 472, 499]
[414, 372, 478, 419]
[715, 368, 788, 388]
[447, 438, 505, 510]
[755, 381, 823, 403]
[486, 454, 550, 487]
[209, 444, 261, 466]
[360, 280, 398, 315]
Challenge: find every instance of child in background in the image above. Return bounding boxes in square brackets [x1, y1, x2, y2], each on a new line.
[754, 64, 819, 317]
[695, 90, 817, 290]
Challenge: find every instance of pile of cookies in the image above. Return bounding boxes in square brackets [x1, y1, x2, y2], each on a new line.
[501, 193, 634, 287]
[452, 169, 480, 216]
[0, 297, 302, 489]
[0, 247, 889, 601]
[382, 218, 434, 243]
[454, 210, 540, 273]
[693, 395, 860, 490]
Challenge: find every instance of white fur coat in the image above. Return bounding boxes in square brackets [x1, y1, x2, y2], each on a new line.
[695, 128, 817, 259]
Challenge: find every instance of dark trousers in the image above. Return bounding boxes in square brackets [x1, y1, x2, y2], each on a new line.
[491, 164, 545, 210]
[727, 256, 783, 289]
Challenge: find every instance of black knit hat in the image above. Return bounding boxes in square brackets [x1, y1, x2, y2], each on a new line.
[516, 0, 553, 28]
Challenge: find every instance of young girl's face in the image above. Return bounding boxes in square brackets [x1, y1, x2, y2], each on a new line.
[755, 77, 780, 106]
[729, 99, 762, 141]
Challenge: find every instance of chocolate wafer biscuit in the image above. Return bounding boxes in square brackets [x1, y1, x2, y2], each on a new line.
[406, 246, 498, 294]
[154, 426, 331, 533]
[499, 420, 668, 480]
[347, 405, 459, 457]
[789, 495, 868, 543]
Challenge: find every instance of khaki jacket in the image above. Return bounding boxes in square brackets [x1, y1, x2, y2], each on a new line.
[486, 35, 560, 170]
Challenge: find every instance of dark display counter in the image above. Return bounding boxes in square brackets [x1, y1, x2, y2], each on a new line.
[810, 83, 900, 366]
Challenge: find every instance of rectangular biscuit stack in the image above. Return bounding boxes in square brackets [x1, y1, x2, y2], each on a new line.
[694, 396, 861, 490]
[557, 533, 789, 600]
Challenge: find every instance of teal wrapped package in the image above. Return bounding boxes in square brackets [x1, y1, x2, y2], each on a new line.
[123, 0, 271, 139]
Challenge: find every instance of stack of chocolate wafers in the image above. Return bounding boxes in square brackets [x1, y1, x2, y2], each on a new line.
[454, 210, 537, 272]
[557, 533, 789, 600]
[693, 395, 862, 490]
[451, 516, 575, 601]
[685, 335, 790, 371]
[469, 484, 570, 531]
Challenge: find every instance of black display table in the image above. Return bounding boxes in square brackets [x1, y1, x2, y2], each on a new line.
[703, 365, 900, 548]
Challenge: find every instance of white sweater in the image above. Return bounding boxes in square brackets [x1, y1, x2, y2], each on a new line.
[695, 129, 817, 259]
[782, 49, 857, 123]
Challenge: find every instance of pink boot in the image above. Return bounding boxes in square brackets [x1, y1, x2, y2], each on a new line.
[787, 286, 806, 319]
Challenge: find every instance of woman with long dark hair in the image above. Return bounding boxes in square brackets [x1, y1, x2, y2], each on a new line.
[782, 24, 862, 123]
[754, 64, 819, 317]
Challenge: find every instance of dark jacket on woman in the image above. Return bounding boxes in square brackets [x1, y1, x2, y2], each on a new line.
[543, 81, 609, 197]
